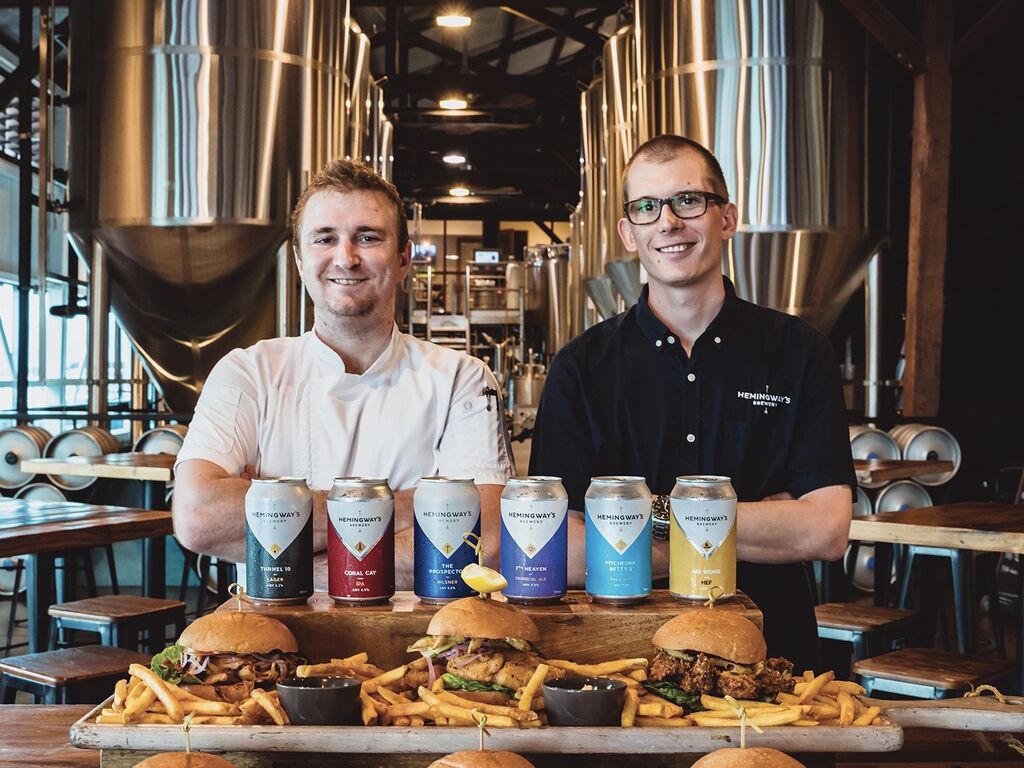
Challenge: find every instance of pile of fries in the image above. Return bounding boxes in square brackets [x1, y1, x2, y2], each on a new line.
[95, 663, 290, 726]
[95, 653, 885, 731]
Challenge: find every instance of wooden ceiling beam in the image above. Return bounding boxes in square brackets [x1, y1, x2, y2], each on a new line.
[498, 3, 604, 51]
[836, 0, 925, 73]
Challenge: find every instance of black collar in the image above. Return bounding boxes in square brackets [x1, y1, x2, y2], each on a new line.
[635, 275, 743, 350]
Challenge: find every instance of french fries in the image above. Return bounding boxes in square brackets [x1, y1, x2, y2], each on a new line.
[518, 663, 548, 712]
[546, 658, 649, 677]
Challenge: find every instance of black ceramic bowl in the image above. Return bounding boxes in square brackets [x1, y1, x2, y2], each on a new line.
[542, 676, 627, 726]
[276, 676, 362, 726]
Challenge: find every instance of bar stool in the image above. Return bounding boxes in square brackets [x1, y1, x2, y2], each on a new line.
[853, 648, 1014, 699]
[815, 603, 919, 660]
[897, 546, 970, 652]
[0, 645, 150, 703]
[48, 594, 185, 654]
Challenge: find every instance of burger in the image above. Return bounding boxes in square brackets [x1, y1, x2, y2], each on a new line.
[407, 597, 563, 701]
[428, 750, 536, 768]
[133, 753, 237, 768]
[151, 611, 303, 701]
[645, 610, 795, 712]
[692, 748, 805, 767]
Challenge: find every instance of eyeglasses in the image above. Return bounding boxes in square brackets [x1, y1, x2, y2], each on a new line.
[623, 191, 727, 225]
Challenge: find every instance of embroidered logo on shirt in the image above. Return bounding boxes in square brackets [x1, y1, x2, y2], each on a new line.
[737, 385, 792, 414]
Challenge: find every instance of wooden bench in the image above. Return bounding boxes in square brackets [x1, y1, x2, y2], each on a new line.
[0, 645, 149, 704]
[815, 602, 918, 660]
[853, 647, 1014, 699]
[49, 594, 185, 654]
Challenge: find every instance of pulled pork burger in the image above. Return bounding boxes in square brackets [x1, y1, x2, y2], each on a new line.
[692, 748, 805, 767]
[428, 750, 536, 768]
[407, 597, 563, 701]
[645, 609, 795, 712]
[151, 611, 302, 701]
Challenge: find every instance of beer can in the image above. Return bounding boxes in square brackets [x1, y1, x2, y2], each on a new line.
[414, 477, 480, 604]
[584, 476, 652, 605]
[669, 475, 737, 601]
[245, 477, 313, 604]
[327, 477, 395, 605]
[501, 476, 568, 604]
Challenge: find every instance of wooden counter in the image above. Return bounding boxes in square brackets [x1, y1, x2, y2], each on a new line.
[217, 590, 762, 667]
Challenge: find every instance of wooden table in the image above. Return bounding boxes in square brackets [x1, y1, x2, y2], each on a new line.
[0, 499, 173, 652]
[854, 459, 955, 486]
[849, 502, 1024, 691]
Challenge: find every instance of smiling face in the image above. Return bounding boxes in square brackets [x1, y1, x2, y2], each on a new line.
[294, 188, 411, 326]
[617, 148, 738, 296]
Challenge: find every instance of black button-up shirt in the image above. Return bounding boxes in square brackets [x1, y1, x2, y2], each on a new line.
[529, 278, 855, 671]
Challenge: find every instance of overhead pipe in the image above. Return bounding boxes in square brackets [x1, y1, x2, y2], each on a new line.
[15, 0, 32, 422]
[864, 244, 885, 420]
[88, 240, 110, 425]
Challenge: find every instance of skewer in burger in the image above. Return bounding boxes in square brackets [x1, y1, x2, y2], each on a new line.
[645, 609, 795, 712]
[428, 751, 536, 768]
[692, 748, 805, 767]
[150, 611, 303, 701]
[134, 753, 237, 767]
[407, 597, 563, 702]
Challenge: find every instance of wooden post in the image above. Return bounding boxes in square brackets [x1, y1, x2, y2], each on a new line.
[902, 0, 953, 417]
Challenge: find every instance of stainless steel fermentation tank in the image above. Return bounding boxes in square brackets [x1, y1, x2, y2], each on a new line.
[68, 0, 391, 413]
[578, 0, 883, 335]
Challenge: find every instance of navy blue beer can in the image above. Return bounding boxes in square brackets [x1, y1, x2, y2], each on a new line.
[413, 477, 480, 604]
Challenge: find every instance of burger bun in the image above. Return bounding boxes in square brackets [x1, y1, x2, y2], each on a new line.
[426, 598, 539, 643]
[428, 750, 536, 768]
[178, 611, 298, 654]
[692, 748, 805, 767]
[133, 753, 237, 768]
[652, 610, 766, 665]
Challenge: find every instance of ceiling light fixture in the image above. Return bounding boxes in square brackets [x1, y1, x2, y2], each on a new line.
[436, 14, 471, 28]
[439, 97, 468, 110]
[442, 153, 466, 165]
[449, 187, 470, 197]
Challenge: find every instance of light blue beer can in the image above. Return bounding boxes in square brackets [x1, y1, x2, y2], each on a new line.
[584, 476, 652, 604]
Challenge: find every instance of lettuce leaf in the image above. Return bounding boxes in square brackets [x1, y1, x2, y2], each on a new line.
[441, 673, 515, 696]
[643, 681, 704, 712]
[150, 644, 200, 685]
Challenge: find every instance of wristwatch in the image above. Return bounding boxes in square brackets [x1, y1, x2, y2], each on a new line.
[651, 494, 671, 541]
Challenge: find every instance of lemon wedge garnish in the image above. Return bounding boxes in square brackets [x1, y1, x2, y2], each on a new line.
[461, 563, 507, 594]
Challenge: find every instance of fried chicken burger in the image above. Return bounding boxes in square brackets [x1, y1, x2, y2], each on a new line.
[645, 609, 795, 712]
[151, 611, 303, 701]
[407, 597, 563, 702]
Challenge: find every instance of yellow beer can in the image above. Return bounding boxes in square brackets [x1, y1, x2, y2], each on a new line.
[669, 475, 737, 600]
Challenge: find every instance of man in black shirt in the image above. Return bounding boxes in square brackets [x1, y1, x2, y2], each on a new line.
[529, 135, 854, 672]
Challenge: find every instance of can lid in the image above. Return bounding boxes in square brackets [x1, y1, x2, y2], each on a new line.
[251, 477, 308, 484]
[508, 475, 563, 484]
[591, 475, 647, 484]
[418, 476, 475, 484]
[332, 476, 389, 486]
[675, 475, 732, 484]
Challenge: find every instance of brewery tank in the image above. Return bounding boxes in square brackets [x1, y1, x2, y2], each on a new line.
[68, 0, 352, 412]
[591, 0, 884, 333]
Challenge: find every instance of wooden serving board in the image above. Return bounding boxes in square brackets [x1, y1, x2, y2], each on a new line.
[68, 699, 904, 762]
[873, 695, 1024, 731]
[219, 590, 763, 668]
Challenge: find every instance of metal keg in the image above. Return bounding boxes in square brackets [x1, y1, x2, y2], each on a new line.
[44, 426, 122, 490]
[888, 424, 961, 486]
[875, 480, 932, 514]
[0, 425, 52, 490]
[848, 425, 901, 488]
[852, 486, 872, 518]
[133, 424, 187, 455]
[845, 544, 896, 593]
[14, 482, 67, 501]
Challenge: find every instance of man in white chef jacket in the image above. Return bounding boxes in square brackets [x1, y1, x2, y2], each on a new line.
[173, 159, 513, 590]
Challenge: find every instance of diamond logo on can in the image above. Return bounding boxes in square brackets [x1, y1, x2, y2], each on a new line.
[671, 497, 735, 560]
[501, 498, 566, 560]
[416, 503, 480, 561]
[586, 498, 650, 554]
[246, 504, 307, 561]
[328, 497, 394, 562]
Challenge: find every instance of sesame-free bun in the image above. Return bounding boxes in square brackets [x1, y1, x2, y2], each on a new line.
[177, 611, 298, 654]
[692, 748, 805, 767]
[427, 750, 536, 768]
[426, 597, 539, 643]
[652, 609, 766, 665]
[134, 753, 237, 768]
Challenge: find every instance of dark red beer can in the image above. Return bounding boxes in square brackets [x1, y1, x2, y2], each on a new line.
[327, 477, 395, 604]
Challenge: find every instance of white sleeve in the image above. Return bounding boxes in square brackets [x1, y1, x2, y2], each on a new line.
[174, 350, 260, 476]
[436, 356, 515, 485]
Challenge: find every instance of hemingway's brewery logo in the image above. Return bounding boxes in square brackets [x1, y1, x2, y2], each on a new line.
[669, 478, 737, 600]
[245, 478, 313, 603]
